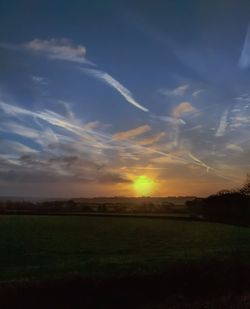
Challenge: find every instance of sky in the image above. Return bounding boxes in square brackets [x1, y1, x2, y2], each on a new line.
[1, 0, 250, 197]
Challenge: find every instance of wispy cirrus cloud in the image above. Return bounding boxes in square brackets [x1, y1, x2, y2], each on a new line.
[160, 84, 190, 97]
[0, 140, 38, 156]
[136, 132, 166, 146]
[215, 109, 228, 137]
[32, 75, 48, 86]
[172, 102, 198, 118]
[83, 68, 149, 112]
[192, 89, 205, 97]
[1, 38, 93, 65]
[0, 100, 112, 153]
[112, 125, 151, 141]
[152, 102, 198, 152]
[226, 144, 244, 152]
[0, 101, 133, 185]
[24, 38, 93, 65]
[188, 152, 213, 172]
[0, 97, 246, 192]
[0, 100, 224, 176]
[1, 37, 149, 113]
[150, 114, 186, 125]
[0, 100, 188, 186]
[239, 25, 250, 69]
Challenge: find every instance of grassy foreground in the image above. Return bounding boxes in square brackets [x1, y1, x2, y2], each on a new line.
[1, 215, 250, 308]
[0, 214, 250, 281]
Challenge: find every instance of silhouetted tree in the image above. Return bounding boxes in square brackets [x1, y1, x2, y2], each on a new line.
[186, 174, 250, 224]
[239, 174, 250, 195]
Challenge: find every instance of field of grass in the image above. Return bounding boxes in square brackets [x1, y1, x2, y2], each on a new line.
[0, 214, 250, 282]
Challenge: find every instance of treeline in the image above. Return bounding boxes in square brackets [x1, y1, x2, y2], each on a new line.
[186, 175, 250, 224]
[0, 199, 187, 214]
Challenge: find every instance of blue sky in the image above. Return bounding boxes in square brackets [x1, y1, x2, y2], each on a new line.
[1, 0, 250, 197]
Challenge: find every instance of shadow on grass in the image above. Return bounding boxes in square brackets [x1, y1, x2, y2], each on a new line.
[1, 259, 250, 308]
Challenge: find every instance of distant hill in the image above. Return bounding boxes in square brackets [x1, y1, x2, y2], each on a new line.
[0, 196, 67, 202]
[73, 196, 196, 205]
[0, 196, 196, 204]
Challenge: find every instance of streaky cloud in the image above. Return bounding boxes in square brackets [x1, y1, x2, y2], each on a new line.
[0, 140, 38, 155]
[1, 39, 94, 65]
[172, 102, 198, 118]
[160, 84, 189, 97]
[192, 89, 205, 97]
[2, 38, 148, 113]
[112, 125, 151, 141]
[226, 144, 244, 152]
[215, 109, 228, 137]
[0, 100, 239, 181]
[136, 132, 165, 146]
[187, 153, 236, 182]
[151, 114, 186, 125]
[83, 68, 149, 112]
[239, 25, 250, 69]
[188, 152, 213, 172]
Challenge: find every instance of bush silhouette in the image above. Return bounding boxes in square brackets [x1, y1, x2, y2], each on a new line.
[187, 174, 250, 224]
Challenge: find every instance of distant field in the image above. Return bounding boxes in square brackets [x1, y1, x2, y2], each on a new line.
[0, 214, 250, 282]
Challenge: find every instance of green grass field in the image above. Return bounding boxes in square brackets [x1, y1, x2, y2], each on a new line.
[0, 214, 250, 282]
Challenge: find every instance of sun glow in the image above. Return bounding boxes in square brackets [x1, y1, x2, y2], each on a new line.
[133, 175, 155, 196]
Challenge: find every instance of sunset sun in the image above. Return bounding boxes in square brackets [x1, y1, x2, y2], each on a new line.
[133, 175, 155, 196]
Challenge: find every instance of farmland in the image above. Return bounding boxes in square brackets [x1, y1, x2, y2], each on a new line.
[1, 214, 250, 307]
